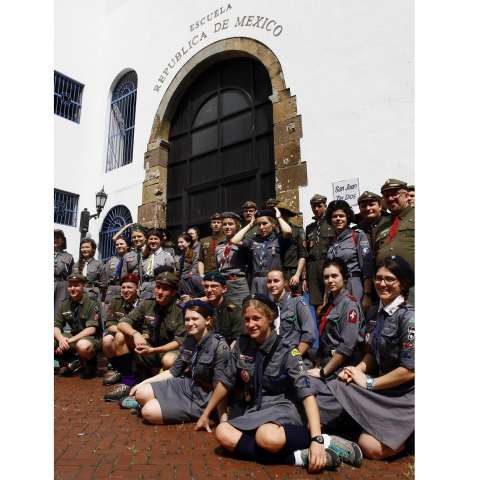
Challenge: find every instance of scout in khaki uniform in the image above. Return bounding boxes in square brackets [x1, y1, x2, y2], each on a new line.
[375, 179, 415, 274]
[117, 271, 186, 381]
[54, 274, 101, 379]
[355, 191, 391, 250]
[407, 185, 415, 207]
[203, 271, 245, 346]
[102, 273, 141, 402]
[241, 200, 258, 240]
[198, 213, 226, 276]
[305, 194, 335, 310]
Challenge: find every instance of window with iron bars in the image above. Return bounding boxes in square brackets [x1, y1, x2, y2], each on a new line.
[54, 71, 84, 123]
[54, 189, 79, 226]
[106, 71, 138, 172]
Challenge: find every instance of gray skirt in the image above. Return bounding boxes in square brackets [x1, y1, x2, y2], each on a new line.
[312, 377, 414, 450]
[228, 393, 304, 431]
[151, 377, 212, 424]
[224, 277, 250, 308]
[54, 280, 69, 315]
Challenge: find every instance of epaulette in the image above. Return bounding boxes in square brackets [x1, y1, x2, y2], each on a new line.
[226, 303, 237, 311]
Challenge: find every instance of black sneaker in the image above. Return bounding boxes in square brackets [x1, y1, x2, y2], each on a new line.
[104, 384, 132, 402]
[102, 371, 122, 386]
[80, 358, 97, 379]
[59, 359, 82, 377]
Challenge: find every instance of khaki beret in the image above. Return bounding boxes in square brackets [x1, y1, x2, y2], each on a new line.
[155, 271, 179, 289]
[310, 194, 327, 205]
[67, 273, 87, 283]
[241, 200, 257, 210]
[358, 191, 382, 204]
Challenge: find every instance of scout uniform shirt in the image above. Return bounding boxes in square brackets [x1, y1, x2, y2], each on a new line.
[105, 294, 140, 329]
[104, 255, 126, 304]
[54, 293, 101, 338]
[365, 296, 415, 378]
[305, 216, 335, 304]
[198, 233, 225, 273]
[275, 293, 315, 350]
[374, 205, 415, 272]
[54, 251, 74, 281]
[215, 241, 249, 276]
[169, 332, 234, 392]
[72, 259, 107, 301]
[122, 299, 186, 348]
[212, 300, 245, 345]
[280, 223, 307, 279]
[242, 231, 289, 276]
[356, 213, 391, 249]
[317, 290, 365, 367]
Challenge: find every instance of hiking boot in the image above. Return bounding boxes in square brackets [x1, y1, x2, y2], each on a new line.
[102, 371, 122, 386]
[328, 435, 363, 467]
[80, 358, 97, 379]
[59, 359, 82, 377]
[299, 447, 341, 471]
[120, 395, 140, 410]
[104, 383, 132, 402]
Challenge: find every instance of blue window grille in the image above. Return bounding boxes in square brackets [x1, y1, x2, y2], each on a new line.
[106, 71, 138, 172]
[99, 205, 133, 260]
[54, 189, 79, 226]
[54, 71, 84, 123]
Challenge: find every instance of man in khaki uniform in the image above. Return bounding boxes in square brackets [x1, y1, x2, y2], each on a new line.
[355, 191, 391, 249]
[118, 271, 186, 379]
[54, 274, 101, 379]
[198, 213, 225, 276]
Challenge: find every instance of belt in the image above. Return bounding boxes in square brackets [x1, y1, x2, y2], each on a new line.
[253, 272, 267, 278]
[350, 272, 362, 278]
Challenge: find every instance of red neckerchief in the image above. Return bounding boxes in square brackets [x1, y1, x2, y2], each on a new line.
[220, 242, 233, 269]
[386, 216, 400, 243]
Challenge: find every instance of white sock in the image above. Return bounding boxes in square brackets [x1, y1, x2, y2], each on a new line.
[323, 434, 331, 448]
[293, 449, 304, 466]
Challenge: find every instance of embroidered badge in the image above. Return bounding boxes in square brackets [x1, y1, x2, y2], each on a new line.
[402, 341, 414, 350]
[240, 369, 250, 383]
[239, 354, 254, 362]
[291, 348, 301, 357]
[348, 310, 358, 324]
[407, 324, 415, 342]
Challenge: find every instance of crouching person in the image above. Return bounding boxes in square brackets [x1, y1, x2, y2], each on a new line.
[102, 274, 140, 400]
[54, 274, 101, 379]
[129, 300, 234, 424]
[116, 271, 186, 405]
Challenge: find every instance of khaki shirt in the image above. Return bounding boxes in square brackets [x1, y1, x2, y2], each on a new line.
[213, 300, 245, 344]
[305, 216, 334, 261]
[198, 233, 225, 273]
[106, 295, 139, 328]
[54, 293, 101, 337]
[375, 206, 415, 271]
[122, 299, 186, 347]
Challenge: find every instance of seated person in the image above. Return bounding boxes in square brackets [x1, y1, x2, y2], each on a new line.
[54, 274, 101, 379]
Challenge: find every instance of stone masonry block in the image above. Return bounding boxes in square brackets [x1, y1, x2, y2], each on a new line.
[273, 115, 303, 144]
[272, 96, 297, 124]
[275, 162, 308, 192]
[274, 140, 301, 168]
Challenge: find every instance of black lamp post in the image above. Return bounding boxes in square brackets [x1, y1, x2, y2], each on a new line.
[79, 186, 108, 240]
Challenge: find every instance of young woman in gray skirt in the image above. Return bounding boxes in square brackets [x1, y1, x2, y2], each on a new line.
[311, 255, 415, 460]
[128, 300, 233, 425]
[195, 295, 360, 473]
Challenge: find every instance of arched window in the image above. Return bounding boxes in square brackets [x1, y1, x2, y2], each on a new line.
[106, 71, 138, 172]
[99, 205, 133, 260]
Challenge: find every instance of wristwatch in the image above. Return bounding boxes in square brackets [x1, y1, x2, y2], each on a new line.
[366, 375, 374, 391]
[311, 435, 324, 445]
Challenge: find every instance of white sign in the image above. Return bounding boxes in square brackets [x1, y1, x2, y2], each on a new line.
[332, 178, 360, 207]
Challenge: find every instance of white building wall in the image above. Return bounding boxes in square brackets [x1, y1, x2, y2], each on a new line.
[55, 0, 413, 256]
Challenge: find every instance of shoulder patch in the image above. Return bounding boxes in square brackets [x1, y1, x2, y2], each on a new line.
[348, 310, 358, 324]
[291, 348, 301, 357]
[407, 324, 415, 342]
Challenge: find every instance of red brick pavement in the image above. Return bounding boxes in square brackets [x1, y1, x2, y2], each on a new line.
[54, 375, 414, 480]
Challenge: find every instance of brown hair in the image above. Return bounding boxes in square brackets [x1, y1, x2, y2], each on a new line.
[241, 299, 276, 323]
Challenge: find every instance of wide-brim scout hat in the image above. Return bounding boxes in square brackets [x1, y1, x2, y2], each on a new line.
[358, 191, 383, 204]
[310, 194, 327, 205]
[67, 273, 87, 283]
[275, 201, 297, 217]
[380, 179, 408, 194]
[241, 200, 257, 210]
[155, 271, 179, 289]
[221, 211, 241, 221]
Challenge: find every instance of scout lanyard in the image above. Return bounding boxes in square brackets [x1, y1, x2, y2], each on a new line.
[319, 303, 334, 336]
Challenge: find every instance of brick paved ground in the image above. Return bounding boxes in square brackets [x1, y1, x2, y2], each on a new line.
[54, 372, 414, 480]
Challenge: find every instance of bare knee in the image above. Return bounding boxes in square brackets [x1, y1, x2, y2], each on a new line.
[76, 340, 95, 359]
[358, 432, 403, 460]
[255, 424, 286, 452]
[135, 383, 154, 406]
[113, 332, 128, 355]
[161, 351, 178, 370]
[141, 400, 163, 425]
[215, 422, 241, 451]
[102, 335, 115, 356]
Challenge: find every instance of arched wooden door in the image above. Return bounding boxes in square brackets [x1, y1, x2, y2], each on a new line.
[167, 57, 275, 238]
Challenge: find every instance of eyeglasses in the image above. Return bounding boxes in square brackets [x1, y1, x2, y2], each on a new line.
[374, 275, 399, 286]
[383, 189, 407, 200]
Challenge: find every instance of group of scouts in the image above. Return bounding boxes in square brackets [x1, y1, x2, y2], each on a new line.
[53, 178, 415, 473]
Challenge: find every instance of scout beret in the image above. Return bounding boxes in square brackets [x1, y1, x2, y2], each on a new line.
[155, 271, 179, 289]
[243, 294, 278, 314]
[121, 273, 139, 285]
[407, 185, 415, 191]
[210, 212, 222, 220]
[380, 179, 408, 193]
[241, 200, 257, 210]
[310, 194, 327, 205]
[67, 273, 87, 283]
[265, 198, 279, 207]
[254, 209, 276, 219]
[183, 299, 215, 316]
[358, 191, 383, 204]
[203, 271, 227, 285]
[276, 201, 297, 216]
[221, 211, 241, 221]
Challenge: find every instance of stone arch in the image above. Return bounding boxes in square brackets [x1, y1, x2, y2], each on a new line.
[139, 37, 306, 228]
